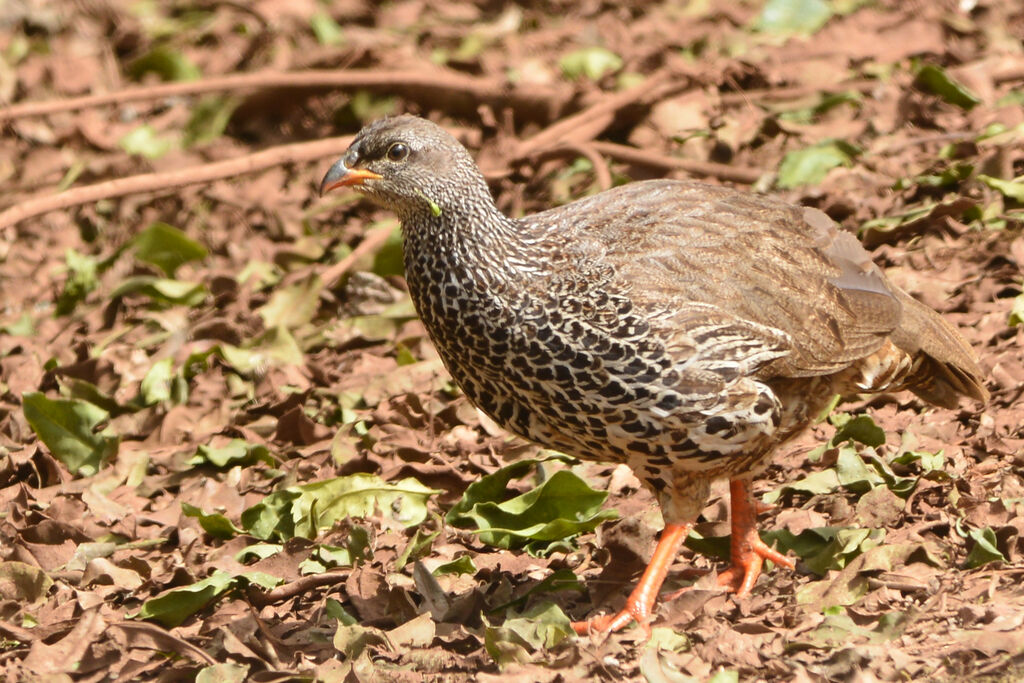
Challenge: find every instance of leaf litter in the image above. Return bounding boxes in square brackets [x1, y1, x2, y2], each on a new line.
[1, 0, 1023, 680]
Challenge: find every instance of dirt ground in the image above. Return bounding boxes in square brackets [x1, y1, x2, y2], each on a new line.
[1, 0, 1023, 681]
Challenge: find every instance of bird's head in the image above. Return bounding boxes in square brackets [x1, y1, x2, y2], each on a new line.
[319, 115, 489, 220]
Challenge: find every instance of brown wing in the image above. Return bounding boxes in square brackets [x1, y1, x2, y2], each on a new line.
[527, 179, 903, 380]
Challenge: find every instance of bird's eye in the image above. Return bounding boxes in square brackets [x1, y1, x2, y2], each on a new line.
[386, 143, 409, 162]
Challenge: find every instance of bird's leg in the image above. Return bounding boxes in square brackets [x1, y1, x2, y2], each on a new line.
[571, 522, 691, 637]
[716, 477, 795, 596]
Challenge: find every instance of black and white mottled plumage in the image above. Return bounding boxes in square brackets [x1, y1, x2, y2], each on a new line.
[321, 114, 987, 525]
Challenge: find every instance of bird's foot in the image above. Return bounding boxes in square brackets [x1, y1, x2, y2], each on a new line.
[716, 533, 795, 597]
[571, 596, 654, 638]
[571, 522, 691, 637]
[720, 478, 796, 596]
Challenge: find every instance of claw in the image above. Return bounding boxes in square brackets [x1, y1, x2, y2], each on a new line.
[571, 523, 690, 636]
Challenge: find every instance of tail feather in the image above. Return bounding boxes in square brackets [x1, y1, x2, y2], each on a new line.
[890, 291, 988, 409]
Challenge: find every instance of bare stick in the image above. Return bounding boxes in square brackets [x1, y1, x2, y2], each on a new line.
[512, 72, 692, 159]
[0, 68, 566, 122]
[246, 571, 349, 607]
[320, 222, 396, 288]
[0, 136, 355, 230]
[538, 143, 614, 191]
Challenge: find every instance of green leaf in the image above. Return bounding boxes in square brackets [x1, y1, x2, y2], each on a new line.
[859, 197, 977, 248]
[257, 275, 322, 330]
[371, 224, 406, 277]
[0, 313, 34, 337]
[646, 627, 690, 653]
[182, 95, 240, 148]
[241, 473, 439, 541]
[777, 91, 862, 124]
[110, 276, 207, 306]
[333, 622, 391, 659]
[182, 503, 245, 540]
[708, 671, 740, 683]
[394, 525, 442, 570]
[196, 663, 250, 683]
[763, 467, 841, 503]
[432, 555, 477, 577]
[978, 174, 1024, 202]
[139, 358, 174, 405]
[22, 392, 118, 476]
[300, 532, 372, 574]
[446, 459, 618, 553]
[345, 91, 399, 124]
[119, 125, 174, 160]
[898, 163, 974, 190]
[891, 447, 946, 474]
[489, 568, 584, 613]
[559, 47, 623, 81]
[310, 11, 346, 46]
[1009, 292, 1024, 327]
[790, 608, 906, 649]
[218, 326, 304, 374]
[802, 527, 885, 575]
[484, 602, 573, 668]
[831, 413, 886, 448]
[913, 64, 981, 110]
[234, 543, 282, 564]
[325, 598, 358, 625]
[129, 46, 201, 82]
[132, 222, 207, 277]
[964, 526, 1007, 568]
[777, 140, 858, 188]
[754, 0, 833, 36]
[56, 248, 99, 315]
[189, 438, 275, 468]
[133, 571, 235, 627]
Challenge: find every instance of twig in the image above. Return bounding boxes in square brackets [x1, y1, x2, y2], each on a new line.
[320, 221, 397, 288]
[110, 622, 217, 665]
[589, 140, 764, 184]
[247, 570, 349, 607]
[0, 68, 567, 122]
[538, 143, 613, 191]
[993, 64, 1024, 84]
[0, 136, 354, 230]
[512, 72, 694, 160]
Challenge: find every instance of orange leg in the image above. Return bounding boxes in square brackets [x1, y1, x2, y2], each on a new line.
[716, 478, 795, 596]
[571, 522, 691, 637]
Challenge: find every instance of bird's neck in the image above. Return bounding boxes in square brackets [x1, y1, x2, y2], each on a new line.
[398, 192, 544, 353]
[399, 195, 537, 287]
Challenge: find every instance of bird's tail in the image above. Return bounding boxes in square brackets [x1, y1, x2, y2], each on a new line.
[889, 291, 989, 409]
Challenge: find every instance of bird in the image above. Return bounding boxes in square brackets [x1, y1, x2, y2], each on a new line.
[319, 114, 988, 636]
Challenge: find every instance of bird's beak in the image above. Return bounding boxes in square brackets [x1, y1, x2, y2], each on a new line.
[319, 159, 382, 196]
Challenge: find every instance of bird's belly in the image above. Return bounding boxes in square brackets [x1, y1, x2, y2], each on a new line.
[428, 310, 774, 473]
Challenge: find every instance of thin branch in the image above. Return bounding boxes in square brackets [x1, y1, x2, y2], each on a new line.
[320, 222, 397, 288]
[538, 143, 614, 191]
[0, 136, 354, 230]
[512, 71, 694, 159]
[0, 68, 567, 122]
[247, 570, 349, 607]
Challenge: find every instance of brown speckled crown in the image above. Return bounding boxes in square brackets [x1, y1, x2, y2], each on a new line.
[329, 115, 987, 523]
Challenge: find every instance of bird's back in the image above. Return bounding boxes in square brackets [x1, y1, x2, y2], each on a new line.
[522, 179, 987, 410]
